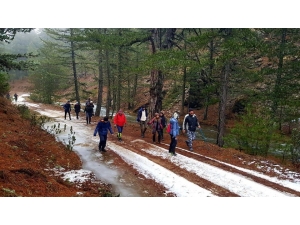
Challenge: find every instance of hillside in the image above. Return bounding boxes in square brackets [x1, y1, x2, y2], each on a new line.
[1, 77, 300, 197]
[0, 96, 115, 197]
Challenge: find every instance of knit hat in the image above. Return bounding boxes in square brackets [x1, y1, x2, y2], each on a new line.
[104, 116, 109, 121]
[189, 108, 193, 112]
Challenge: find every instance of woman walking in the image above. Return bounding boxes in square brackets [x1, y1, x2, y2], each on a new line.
[148, 113, 163, 144]
[168, 113, 180, 156]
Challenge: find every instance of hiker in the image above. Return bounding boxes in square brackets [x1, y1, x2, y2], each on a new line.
[159, 111, 167, 141]
[168, 112, 180, 156]
[85, 98, 91, 106]
[173, 110, 179, 120]
[63, 100, 71, 120]
[14, 93, 18, 102]
[74, 102, 81, 119]
[84, 102, 93, 124]
[113, 109, 127, 141]
[137, 105, 148, 138]
[6, 93, 10, 100]
[93, 116, 114, 152]
[148, 112, 163, 144]
[90, 101, 95, 116]
[182, 108, 201, 151]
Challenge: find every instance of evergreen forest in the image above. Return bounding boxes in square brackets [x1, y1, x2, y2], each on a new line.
[1, 28, 300, 166]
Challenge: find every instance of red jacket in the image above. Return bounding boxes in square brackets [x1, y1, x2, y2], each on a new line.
[113, 112, 127, 126]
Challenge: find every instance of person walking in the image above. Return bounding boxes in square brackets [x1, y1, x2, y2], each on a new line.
[148, 113, 163, 144]
[6, 93, 10, 100]
[63, 100, 71, 120]
[173, 110, 179, 120]
[93, 116, 114, 152]
[137, 105, 148, 138]
[113, 109, 127, 141]
[14, 93, 18, 102]
[74, 102, 81, 119]
[85, 98, 91, 106]
[159, 111, 167, 141]
[84, 102, 93, 124]
[182, 108, 201, 151]
[168, 113, 180, 156]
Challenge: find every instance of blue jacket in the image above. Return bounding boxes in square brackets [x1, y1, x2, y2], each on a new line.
[169, 117, 180, 137]
[137, 108, 148, 122]
[63, 102, 71, 112]
[94, 120, 114, 136]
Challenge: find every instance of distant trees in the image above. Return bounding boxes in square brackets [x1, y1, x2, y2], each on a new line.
[15, 28, 300, 160]
[0, 28, 35, 95]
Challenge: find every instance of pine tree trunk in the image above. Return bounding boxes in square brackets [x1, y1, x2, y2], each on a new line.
[272, 28, 287, 128]
[217, 63, 230, 147]
[70, 29, 80, 104]
[95, 49, 103, 117]
[105, 49, 111, 118]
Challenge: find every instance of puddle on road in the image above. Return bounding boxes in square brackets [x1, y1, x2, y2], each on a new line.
[43, 120, 141, 197]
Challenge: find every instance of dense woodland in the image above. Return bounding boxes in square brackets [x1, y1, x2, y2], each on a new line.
[1, 28, 300, 165]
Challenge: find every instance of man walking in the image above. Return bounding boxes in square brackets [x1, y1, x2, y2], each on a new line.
[137, 105, 148, 138]
[74, 102, 81, 119]
[63, 100, 71, 120]
[182, 108, 201, 151]
[93, 116, 114, 152]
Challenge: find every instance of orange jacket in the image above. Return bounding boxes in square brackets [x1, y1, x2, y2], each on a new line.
[113, 112, 127, 126]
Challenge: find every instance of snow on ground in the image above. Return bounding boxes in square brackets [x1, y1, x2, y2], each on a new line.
[107, 142, 215, 197]
[13, 94, 300, 197]
[132, 140, 296, 197]
[154, 141, 300, 192]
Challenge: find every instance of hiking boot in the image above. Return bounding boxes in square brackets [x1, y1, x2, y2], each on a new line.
[189, 147, 193, 151]
[172, 153, 177, 156]
[101, 149, 107, 152]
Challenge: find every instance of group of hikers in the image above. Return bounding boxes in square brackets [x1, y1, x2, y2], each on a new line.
[62, 98, 94, 123]
[5, 92, 18, 102]
[136, 106, 201, 156]
[63, 99, 201, 156]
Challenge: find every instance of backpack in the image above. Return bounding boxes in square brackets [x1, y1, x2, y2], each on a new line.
[166, 123, 171, 134]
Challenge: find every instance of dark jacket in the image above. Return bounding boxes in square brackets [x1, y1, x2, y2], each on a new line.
[160, 115, 167, 128]
[74, 103, 81, 113]
[94, 120, 114, 136]
[84, 104, 94, 116]
[183, 114, 200, 132]
[137, 108, 148, 122]
[63, 102, 71, 112]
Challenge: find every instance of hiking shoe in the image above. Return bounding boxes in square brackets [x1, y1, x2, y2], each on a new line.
[101, 149, 107, 152]
[171, 152, 177, 156]
[189, 147, 193, 151]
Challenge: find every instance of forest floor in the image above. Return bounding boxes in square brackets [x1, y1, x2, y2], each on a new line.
[1, 78, 300, 197]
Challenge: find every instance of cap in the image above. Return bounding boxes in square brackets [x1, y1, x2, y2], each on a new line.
[189, 108, 193, 112]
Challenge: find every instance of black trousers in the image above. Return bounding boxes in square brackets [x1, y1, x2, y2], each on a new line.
[98, 135, 108, 150]
[64, 110, 71, 119]
[169, 134, 177, 153]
